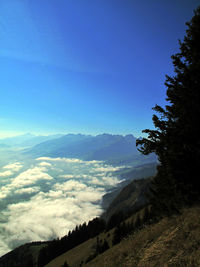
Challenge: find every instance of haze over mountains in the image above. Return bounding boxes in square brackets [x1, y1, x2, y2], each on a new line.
[0, 132, 157, 257]
[0, 133, 64, 148]
[23, 133, 156, 165]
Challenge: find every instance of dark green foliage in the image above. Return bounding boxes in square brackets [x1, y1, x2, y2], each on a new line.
[112, 224, 125, 245]
[85, 253, 97, 264]
[112, 205, 155, 246]
[85, 238, 109, 263]
[134, 214, 142, 230]
[26, 256, 34, 267]
[104, 177, 152, 223]
[37, 217, 106, 266]
[101, 163, 157, 212]
[112, 221, 134, 245]
[136, 6, 200, 215]
[95, 238, 109, 254]
[142, 206, 151, 224]
[106, 211, 125, 231]
[38, 247, 48, 267]
[0, 241, 47, 267]
[61, 261, 70, 267]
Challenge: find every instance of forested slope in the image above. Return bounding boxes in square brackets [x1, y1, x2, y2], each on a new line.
[44, 206, 200, 267]
[86, 206, 200, 267]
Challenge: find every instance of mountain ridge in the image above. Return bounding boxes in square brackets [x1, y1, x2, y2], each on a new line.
[0, 133, 64, 147]
[24, 133, 156, 165]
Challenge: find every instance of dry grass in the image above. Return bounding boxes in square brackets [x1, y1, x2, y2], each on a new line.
[86, 206, 200, 267]
[45, 238, 95, 267]
[45, 206, 200, 267]
[45, 229, 114, 267]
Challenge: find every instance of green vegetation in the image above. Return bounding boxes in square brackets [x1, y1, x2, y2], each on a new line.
[0, 242, 48, 267]
[103, 177, 152, 222]
[1, 6, 200, 267]
[101, 162, 157, 210]
[136, 6, 200, 216]
[61, 261, 70, 267]
[44, 205, 154, 267]
[86, 206, 200, 267]
[43, 205, 200, 267]
[47, 7, 200, 266]
[37, 218, 106, 267]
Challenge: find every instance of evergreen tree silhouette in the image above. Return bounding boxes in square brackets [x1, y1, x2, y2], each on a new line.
[61, 261, 70, 267]
[136, 6, 200, 215]
[134, 214, 142, 229]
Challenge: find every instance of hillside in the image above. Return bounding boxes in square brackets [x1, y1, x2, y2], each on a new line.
[46, 206, 200, 267]
[1, 177, 200, 267]
[103, 177, 152, 220]
[0, 242, 48, 267]
[0, 176, 151, 266]
[101, 162, 157, 210]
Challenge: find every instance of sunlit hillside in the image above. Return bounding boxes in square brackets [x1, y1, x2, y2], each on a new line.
[43, 206, 200, 267]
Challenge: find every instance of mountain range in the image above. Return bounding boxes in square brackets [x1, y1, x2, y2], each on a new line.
[0, 133, 64, 148]
[24, 133, 156, 165]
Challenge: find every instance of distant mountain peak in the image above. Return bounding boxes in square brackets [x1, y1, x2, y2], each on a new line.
[25, 133, 156, 165]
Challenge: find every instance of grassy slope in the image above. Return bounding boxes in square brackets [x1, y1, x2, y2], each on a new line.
[44, 238, 95, 267]
[102, 163, 157, 211]
[46, 206, 200, 267]
[0, 242, 47, 267]
[45, 230, 114, 267]
[87, 206, 200, 267]
[103, 177, 152, 220]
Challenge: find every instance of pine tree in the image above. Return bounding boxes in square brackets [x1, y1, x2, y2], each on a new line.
[142, 206, 151, 224]
[136, 6, 200, 215]
[134, 214, 142, 229]
[61, 261, 70, 267]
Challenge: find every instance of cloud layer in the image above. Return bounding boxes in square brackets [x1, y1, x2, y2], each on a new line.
[0, 162, 23, 178]
[0, 157, 124, 256]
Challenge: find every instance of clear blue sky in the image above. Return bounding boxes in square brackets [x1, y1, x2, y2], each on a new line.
[0, 0, 199, 137]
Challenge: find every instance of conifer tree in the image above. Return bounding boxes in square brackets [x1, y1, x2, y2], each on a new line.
[136, 6, 200, 215]
[61, 261, 70, 267]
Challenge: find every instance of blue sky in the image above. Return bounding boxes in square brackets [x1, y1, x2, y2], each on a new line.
[0, 0, 199, 137]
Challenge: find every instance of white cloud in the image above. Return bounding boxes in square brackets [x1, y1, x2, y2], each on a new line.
[89, 175, 121, 187]
[58, 174, 90, 180]
[89, 177, 105, 186]
[59, 174, 77, 179]
[36, 157, 102, 165]
[90, 165, 123, 173]
[102, 176, 122, 186]
[1, 185, 104, 255]
[0, 162, 23, 178]
[3, 162, 23, 172]
[15, 187, 40, 195]
[38, 161, 52, 167]
[70, 187, 104, 203]
[0, 166, 53, 199]
[53, 180, 87, 192]
[0, 170, 13, 177]
[0, 156, 124, 256]
[36, 157, 83, 163]
[11, 166, 53, 188]
[0, 185, 13, 199]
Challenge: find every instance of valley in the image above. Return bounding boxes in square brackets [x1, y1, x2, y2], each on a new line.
[0, 133, 157, 258]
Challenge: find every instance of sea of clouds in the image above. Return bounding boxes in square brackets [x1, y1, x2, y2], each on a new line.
[0, 157, 125, 256]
